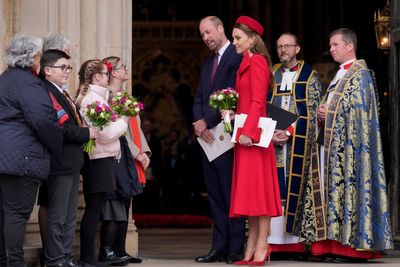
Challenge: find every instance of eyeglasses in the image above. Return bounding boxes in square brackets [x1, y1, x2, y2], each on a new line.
[113, 64, 128, 70]
[48, 64, 73, 73]
[276, 44, 297, 50]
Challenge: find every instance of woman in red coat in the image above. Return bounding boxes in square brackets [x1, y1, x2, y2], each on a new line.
[222, 16, 281, 266]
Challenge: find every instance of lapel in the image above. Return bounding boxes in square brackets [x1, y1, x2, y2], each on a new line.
[208, 44, 234, 91]
[44, 80, 79, 125]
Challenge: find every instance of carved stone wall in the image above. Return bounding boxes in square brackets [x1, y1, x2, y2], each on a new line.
[0, 0, 136, 265]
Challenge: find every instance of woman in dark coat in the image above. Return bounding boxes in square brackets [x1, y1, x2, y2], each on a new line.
[0, 34, 63, 267]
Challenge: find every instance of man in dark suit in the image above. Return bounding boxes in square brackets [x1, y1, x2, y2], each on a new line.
[193, 16, 245, 264]
[39, 50, 99, 267]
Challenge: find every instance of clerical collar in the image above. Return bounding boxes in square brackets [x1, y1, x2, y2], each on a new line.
[328, 59, 356, 90]
[340, 59, 356, 70]
[282, 62, 299, 73]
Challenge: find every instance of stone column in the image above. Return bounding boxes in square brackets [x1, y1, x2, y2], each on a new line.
[0, 0, 136, 264]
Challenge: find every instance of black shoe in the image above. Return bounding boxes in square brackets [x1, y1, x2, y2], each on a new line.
[99, 247, 128, 265]
[128, 257, 142, 264]
[111, 254, 142, 265]
[109, 256, 130, 266]
[195, 250, 226, 263]
[226, 254, 242, 264]
[65, 259, 81, 267]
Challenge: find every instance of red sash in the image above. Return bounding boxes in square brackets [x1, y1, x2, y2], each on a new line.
[129, 117, 146, 185]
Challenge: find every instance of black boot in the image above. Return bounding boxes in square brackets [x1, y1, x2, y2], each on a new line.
[98, 247, 127, 265]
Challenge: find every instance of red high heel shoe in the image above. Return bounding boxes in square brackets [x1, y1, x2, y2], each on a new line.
[233, 255, 254, 266]
[248, 245, 271, 266]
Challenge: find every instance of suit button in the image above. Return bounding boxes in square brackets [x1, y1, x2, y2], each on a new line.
[25, 156, 28, 160]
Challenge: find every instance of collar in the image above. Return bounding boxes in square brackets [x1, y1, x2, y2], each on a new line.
[340, 59, 356, 70]
[48, 80, 64, 94]
[217, 41, 230, 58]
[282, 62, 299, 73]
[89, 84, 110, 100]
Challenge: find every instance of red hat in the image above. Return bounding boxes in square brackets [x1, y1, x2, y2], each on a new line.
[235, 16, 264, 36]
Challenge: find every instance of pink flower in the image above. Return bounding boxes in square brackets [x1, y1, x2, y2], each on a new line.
[104, 105, 111, 112]
[111, 113, 118, 122]
[95, 106, 102, 113]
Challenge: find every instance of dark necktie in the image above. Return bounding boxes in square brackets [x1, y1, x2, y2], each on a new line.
[62, 90, 82, 126]
[210, 53, 219, 81]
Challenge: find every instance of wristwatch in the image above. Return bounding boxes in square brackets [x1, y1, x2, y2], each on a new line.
[285, 130, 291, 137]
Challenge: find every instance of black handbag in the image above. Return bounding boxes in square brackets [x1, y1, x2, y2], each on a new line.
[114, 136, 143, 200]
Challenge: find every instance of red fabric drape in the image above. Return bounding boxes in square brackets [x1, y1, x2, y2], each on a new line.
[129, 117, 146, 185]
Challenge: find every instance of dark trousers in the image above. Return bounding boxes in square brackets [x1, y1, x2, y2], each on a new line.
[202, 150, 245, 255]
[45, 172, 80, 266]
[0, 174, 40, 267]
[80, 192, 107, 264]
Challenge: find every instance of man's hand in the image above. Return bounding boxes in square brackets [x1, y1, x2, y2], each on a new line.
[193, 119, 214, 144]
[317, 104, 327, 122]
[193, 119, 207, 137]
[200, 129, 215, 144]
[272, 130, 289, 146]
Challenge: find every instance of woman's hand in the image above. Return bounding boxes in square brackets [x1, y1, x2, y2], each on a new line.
[136, 152, 150, 170]
[89, 128, 99, 139]
[220, 109, 235, 121]
[238, 134, 252, 147]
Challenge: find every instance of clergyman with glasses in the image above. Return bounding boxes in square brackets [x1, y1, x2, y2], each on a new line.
[39, 49, 99, 267]
[267, 32, 321, 257]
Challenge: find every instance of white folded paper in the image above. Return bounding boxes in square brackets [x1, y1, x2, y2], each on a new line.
[197, 122, 234, 162]
[231, 114, 276, 148]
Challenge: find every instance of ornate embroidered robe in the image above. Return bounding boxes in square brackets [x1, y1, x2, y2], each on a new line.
[267, 60, 321, 237]
[299, 59, 393, 251]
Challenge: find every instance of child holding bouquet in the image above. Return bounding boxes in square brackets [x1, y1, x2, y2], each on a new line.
[75, 59, 129, 267]
[97, 56, 151, 265]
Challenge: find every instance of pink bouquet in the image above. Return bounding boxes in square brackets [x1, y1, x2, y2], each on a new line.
[82, 101, 118, 153]
[209, 87, 239, 132]
[110, 91, 144, 117]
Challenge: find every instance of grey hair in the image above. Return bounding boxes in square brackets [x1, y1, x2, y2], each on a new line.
[4, 34, 43, 68]
[42, 33, 71, 51]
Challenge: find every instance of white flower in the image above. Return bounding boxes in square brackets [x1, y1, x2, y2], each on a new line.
[135, 107, 140, 113]
[100, 112, 106, 118]
[116, 92, 122, 96]
[90, 108, 95, 114]
[126, 99, 132, 105]
[217, 94, 224, 100]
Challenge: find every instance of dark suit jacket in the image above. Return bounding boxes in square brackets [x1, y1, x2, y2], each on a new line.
[193, 43, 242, 129]
[43, 79, 90, 175]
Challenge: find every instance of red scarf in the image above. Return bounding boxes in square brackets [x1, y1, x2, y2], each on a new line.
[130, 117, 146, 185]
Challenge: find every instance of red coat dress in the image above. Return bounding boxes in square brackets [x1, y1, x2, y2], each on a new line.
[229, 52, 282, 217]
